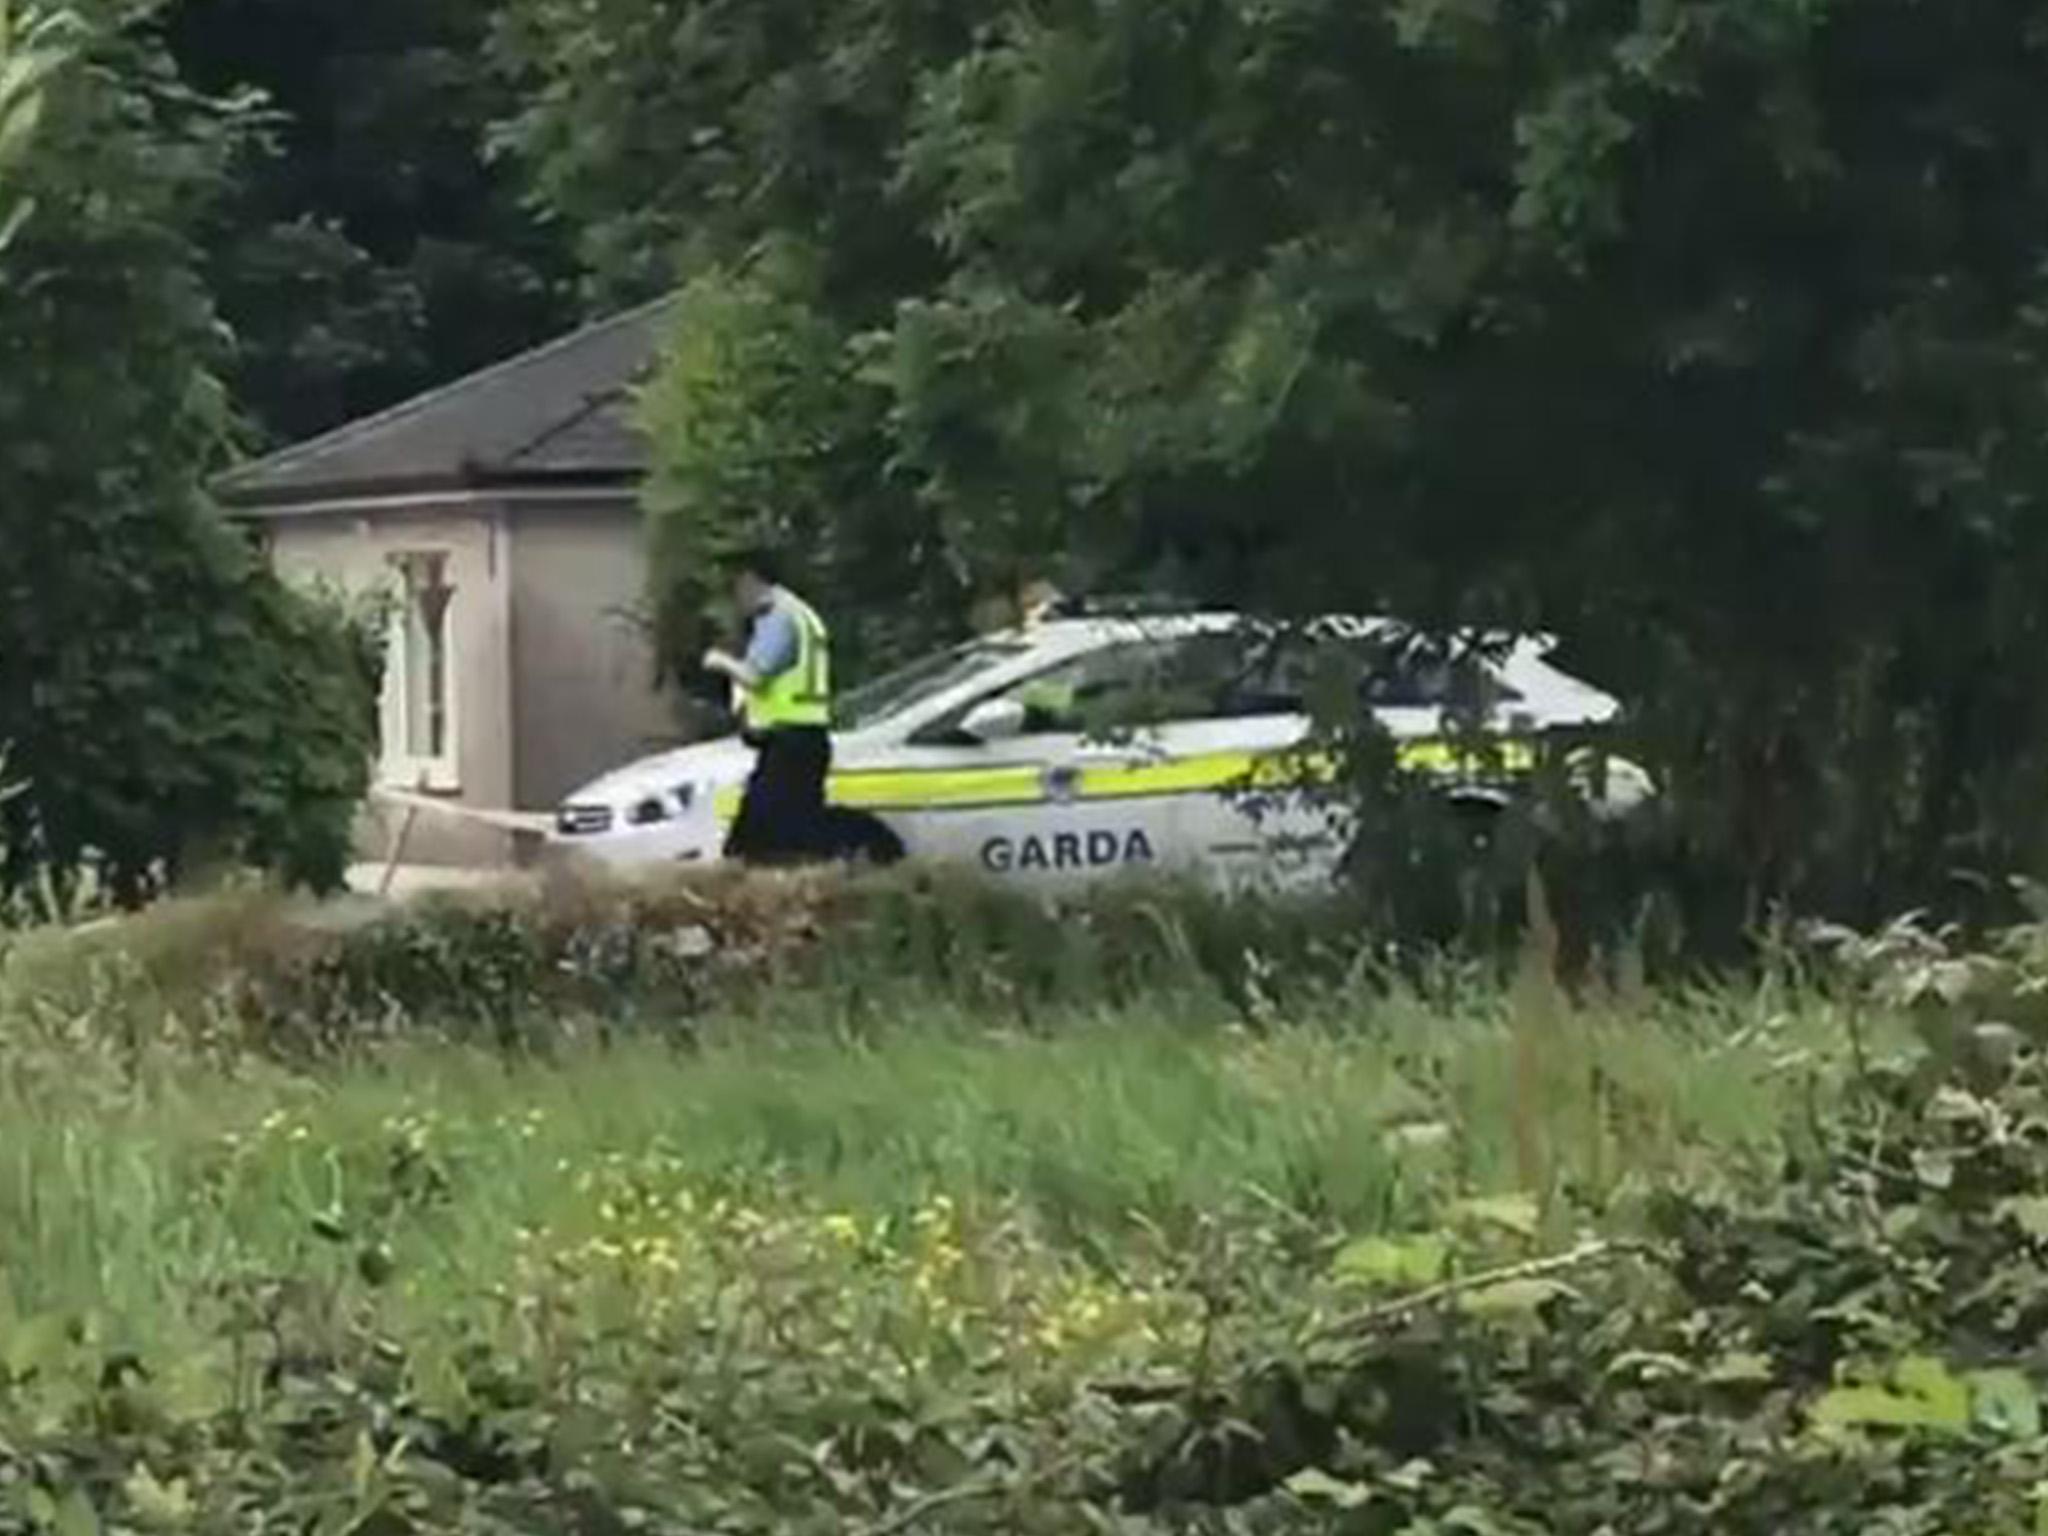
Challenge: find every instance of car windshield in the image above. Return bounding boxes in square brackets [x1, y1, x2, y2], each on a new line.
[837, 640, 1031, 731]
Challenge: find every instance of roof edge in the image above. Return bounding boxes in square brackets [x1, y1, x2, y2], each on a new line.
[227, 470, 644, 520]
[212, 292, 679, 503]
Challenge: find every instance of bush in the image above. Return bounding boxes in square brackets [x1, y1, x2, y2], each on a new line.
[0, 2, 377, 906]
[0, 866, 1425, 1063]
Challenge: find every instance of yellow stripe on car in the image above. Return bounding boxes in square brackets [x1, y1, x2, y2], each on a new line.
[713, 738, 1536, 825]
[1400, 739, 1537, 774]
[1075, 741, 1529, 800]
[1075, 751, 1325, 800]
[713, 765, 1046, 824]
[832, 764, 1047, 810]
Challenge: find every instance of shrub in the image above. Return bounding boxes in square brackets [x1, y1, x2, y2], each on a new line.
[0, 866, 1415, 1063]
[0, 2, 376, 906]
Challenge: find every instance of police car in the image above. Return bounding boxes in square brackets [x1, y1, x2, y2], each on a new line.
[551, 604, 1651, 889]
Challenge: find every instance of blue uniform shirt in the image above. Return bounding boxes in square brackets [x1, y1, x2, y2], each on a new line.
[743, 591, 801, 681]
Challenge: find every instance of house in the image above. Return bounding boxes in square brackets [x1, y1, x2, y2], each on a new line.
[216, 298, 683, 867]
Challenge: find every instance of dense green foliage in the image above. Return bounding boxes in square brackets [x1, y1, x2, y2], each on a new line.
[0, 3, 377, 903]
[491, 0, 959, 308]
[164, 0, 579, 444]
[0, 873, 2040, 1532]
[497, 0, 2048, 929]
[635, 253, 974, 691]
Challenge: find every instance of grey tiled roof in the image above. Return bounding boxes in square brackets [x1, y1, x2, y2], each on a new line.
[217, 295, 675, 511]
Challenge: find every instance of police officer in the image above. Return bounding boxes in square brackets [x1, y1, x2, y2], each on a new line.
[701, 549, 834, 864]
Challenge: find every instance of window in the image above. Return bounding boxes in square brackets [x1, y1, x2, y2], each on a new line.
[1001, 647, 1158, 736]
[929, 629, 1523, 743]
[983, 634, 1307, 736]
[1357, 640, 1519, 710]
[1242, 635, 1522, 715]
[837, 639, 1031, 731]
[926, 639, 1232, 741]
[382, 552, 458, 788]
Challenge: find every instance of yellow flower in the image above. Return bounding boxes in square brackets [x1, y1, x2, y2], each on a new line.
[821, 1214, 862, 1247]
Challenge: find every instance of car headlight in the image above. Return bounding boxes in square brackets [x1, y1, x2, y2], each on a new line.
[627, 784, 697, 827]
[557, 804, 615, 836]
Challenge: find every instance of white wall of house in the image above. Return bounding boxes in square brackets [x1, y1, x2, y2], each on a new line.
[507, 499, 681, 810]
[254, 492, 680, 867]
[262, 503, 518, 866]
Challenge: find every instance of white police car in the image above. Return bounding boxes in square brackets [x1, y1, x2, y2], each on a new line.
[551, 606, 1650, 889]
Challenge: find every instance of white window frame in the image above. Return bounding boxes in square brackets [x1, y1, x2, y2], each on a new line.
[379, 550, 462, 792]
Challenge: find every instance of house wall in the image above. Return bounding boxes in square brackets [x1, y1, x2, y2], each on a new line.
[507, 501, 680, 809]
[264, 505, 519, 867]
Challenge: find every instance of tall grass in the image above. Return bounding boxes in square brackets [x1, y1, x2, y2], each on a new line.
[0, 977, 1879, 1354]
[0, 866, 1903, 1409]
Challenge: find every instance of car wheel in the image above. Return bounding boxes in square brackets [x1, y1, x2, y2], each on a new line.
[825, 808, 906, 867]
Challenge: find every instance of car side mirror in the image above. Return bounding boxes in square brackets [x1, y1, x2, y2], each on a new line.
[959, 697, 1027, 744]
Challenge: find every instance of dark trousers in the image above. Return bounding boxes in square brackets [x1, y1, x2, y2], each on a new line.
[725, 726, 833, 864]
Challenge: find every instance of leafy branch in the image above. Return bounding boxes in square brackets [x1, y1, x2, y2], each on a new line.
[1305, 1237, 1661, 1345]
[0, 0, 82, 258]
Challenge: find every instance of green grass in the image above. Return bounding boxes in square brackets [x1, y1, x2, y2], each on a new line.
[0, 882, 1928, 1531]
[0, 977, 1879, 1360]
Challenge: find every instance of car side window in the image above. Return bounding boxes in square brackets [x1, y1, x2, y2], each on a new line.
[1359, 645, 1521, 709]
[1253, 638, 1523, 713]
[913, 639, 1228, 744]
[911, 629, 1524, 745]
[996, 644, 1183, 735]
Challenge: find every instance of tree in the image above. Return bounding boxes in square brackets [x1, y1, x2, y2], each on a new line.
[163, 0, 579, 445]
[0, 1, 378, 904]
[636, 247, 976, 698]
[493, 0, 966, 309]
[504, 0, 2048, 931]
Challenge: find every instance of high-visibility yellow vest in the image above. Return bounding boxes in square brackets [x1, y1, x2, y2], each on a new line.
[745, 588, 832, 731]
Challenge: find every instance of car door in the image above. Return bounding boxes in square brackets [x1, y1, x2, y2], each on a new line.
[847, 640, 1200, 886]
[1149, 627, 1522, 891]
[1127, 630, 1343, 891]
